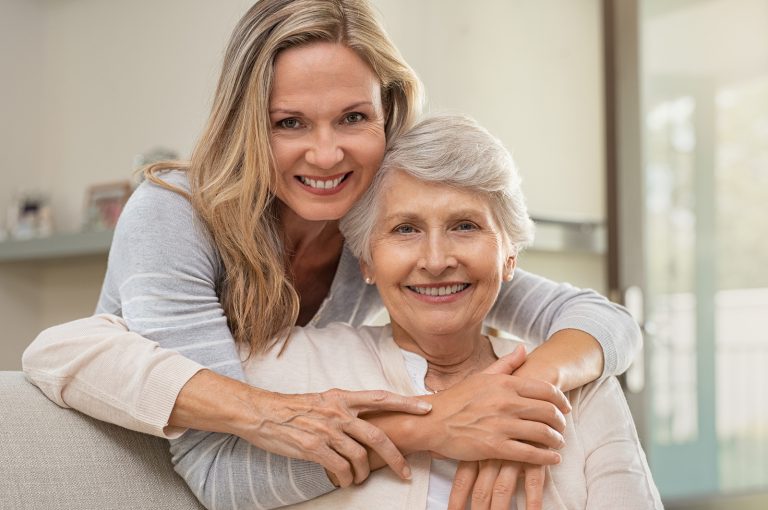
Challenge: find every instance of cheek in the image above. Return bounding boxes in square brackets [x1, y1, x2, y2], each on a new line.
[359, 131, 386, 167]
[369, 242, 411, 287]
[270, 138, 294, 176]
[472, 242, 506, 284]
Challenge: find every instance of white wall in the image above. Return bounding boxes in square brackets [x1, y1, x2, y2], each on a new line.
[375, 0, 606, 222]
[0, 0, 45, 213]
[0, 0, 606, 369]
[0, 0, 47, 369]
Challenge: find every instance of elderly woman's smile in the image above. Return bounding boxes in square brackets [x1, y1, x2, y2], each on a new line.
[363, 170, 515, 342]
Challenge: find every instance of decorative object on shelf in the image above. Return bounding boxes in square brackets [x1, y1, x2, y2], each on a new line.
[4, 193, 54, 240]
[132, 146, 180, 185]
[82, 181, 133, 231]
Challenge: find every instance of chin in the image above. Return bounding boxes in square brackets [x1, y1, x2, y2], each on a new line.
[297, 203, 351, 222]
[416, 320, 465, 337]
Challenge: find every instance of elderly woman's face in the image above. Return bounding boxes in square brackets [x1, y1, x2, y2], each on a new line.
[364, 171, 515, 338]
[269, 42, 387, 222]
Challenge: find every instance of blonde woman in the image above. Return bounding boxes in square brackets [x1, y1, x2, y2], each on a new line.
[24, 1, 642, 508]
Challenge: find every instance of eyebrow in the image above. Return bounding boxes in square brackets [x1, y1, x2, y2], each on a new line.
[268, 101, 375, 116]
[381, 208, 489, 224]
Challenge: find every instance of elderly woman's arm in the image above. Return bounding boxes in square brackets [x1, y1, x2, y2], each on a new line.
[574, 377, 663, 509]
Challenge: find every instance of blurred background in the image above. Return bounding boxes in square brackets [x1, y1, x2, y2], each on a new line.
[0, 0, 766, 508]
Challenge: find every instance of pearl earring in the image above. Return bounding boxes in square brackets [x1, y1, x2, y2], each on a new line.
[504, 273, 513, 282]
[365, 277, 373, 285]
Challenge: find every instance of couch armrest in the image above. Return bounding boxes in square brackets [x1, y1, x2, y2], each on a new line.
[0, 371, 203, 509]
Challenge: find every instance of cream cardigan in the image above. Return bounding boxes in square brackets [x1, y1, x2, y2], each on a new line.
[244, 322, 663, 510]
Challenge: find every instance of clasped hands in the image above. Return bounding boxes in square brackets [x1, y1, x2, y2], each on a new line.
[438, 347, 569, 510]
[241, 345, 569, 509]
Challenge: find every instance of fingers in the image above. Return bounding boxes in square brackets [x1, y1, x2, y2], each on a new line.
[515, 378, 571, 415]
[343, 418, 411, 481]
[523, 464, 545, 510]
[471, 459, 502, 510]
[513, 398, 567, 436]
[505, 419, 564, 450]
[339, 389, 432, 415]
[491, 461, 521, 510]
[497, 440, 561, 465]
[313, 444, 355, 488]
[328, 432, 371, 485]
[483, 346, 526, 375]
[448, 461, 478, 510]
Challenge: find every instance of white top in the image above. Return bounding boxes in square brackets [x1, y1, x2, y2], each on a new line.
[238, 322, 663, 510]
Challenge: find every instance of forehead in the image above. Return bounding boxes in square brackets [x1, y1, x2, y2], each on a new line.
[270, 42, 381, 106]
[378, 171, 495, 221]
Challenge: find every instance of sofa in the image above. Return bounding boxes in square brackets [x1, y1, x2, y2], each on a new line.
[0, 371, 204, 510]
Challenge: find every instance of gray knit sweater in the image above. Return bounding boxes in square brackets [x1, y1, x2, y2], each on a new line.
[96, 171, 641, 509]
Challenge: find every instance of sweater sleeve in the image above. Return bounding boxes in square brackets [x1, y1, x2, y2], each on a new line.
[99, 173, 244, 380]
[22, 314, 203, 438]
[484, 268, 642, 377]
[575, 378, 663, 509]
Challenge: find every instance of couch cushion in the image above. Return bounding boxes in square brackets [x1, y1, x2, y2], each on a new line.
[0, 371, 204, 509]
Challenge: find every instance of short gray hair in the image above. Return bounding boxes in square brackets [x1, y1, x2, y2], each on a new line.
[340, 113, 535, 263]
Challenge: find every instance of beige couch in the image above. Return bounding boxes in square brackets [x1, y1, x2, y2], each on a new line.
[0, 371, 204, 510]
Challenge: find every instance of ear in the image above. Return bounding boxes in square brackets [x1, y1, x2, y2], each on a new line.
[503, 254, 517, 282]
[360, 260, 375, 285]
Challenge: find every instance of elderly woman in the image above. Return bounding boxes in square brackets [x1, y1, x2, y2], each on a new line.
[222, 114, 661, 509]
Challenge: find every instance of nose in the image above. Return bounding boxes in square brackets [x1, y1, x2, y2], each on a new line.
[305, 127, 343, 169]
[419, 231, 459, 276]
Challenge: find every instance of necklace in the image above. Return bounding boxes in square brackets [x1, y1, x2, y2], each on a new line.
[424, 381, 443, 394]
[422, 335, 494, 394]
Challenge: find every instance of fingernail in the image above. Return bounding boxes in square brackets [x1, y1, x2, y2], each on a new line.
[402, 465, 412, 479]
[417, 401, 432, 412]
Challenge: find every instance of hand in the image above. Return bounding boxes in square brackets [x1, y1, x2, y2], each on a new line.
[423, 347, 571, 465]
[448, 460, 546, 510]
[241, 387, 432, 488]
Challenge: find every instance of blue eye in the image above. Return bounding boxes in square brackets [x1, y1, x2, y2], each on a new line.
[455, 222, 478, 231]
[343, 112, 366, 124]
[277, 118, 301, 129]
[394, 224, 416, 234]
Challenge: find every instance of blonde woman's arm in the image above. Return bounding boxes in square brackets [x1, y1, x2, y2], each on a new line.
[23, 314, 202, 438]
[486, 269, 642, 391]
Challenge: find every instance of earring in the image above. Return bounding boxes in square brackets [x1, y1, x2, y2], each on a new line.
[365, 277, 373, 285]
[504, 273, 513, 282]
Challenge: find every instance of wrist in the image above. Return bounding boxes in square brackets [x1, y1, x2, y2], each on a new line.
[169, 369, 275, 440]
[366, 394, 437, 456]
[513, 359, 563, 389]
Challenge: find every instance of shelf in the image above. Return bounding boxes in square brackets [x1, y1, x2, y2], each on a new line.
[0, 218, 604, 263]
[528, 217, 606, 255]
[0, 230, 113, 263]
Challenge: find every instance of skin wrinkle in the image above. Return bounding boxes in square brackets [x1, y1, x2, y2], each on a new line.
[362, 171, 517, 390]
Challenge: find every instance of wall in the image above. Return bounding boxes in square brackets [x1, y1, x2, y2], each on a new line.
[0, 0, 46, 369]
[0, 0, 606, 369]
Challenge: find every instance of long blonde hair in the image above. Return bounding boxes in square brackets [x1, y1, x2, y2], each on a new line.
[145, 0, 422, 354]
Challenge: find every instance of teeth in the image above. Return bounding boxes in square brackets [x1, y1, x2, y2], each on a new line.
[409, 284, 469, 297]
[299, 175, 345, 189]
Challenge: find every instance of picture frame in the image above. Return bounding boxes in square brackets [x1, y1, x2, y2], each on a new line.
[82, 180, 133, 231]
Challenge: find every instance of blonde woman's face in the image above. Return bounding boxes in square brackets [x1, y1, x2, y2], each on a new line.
[269, 42, 387, 221]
